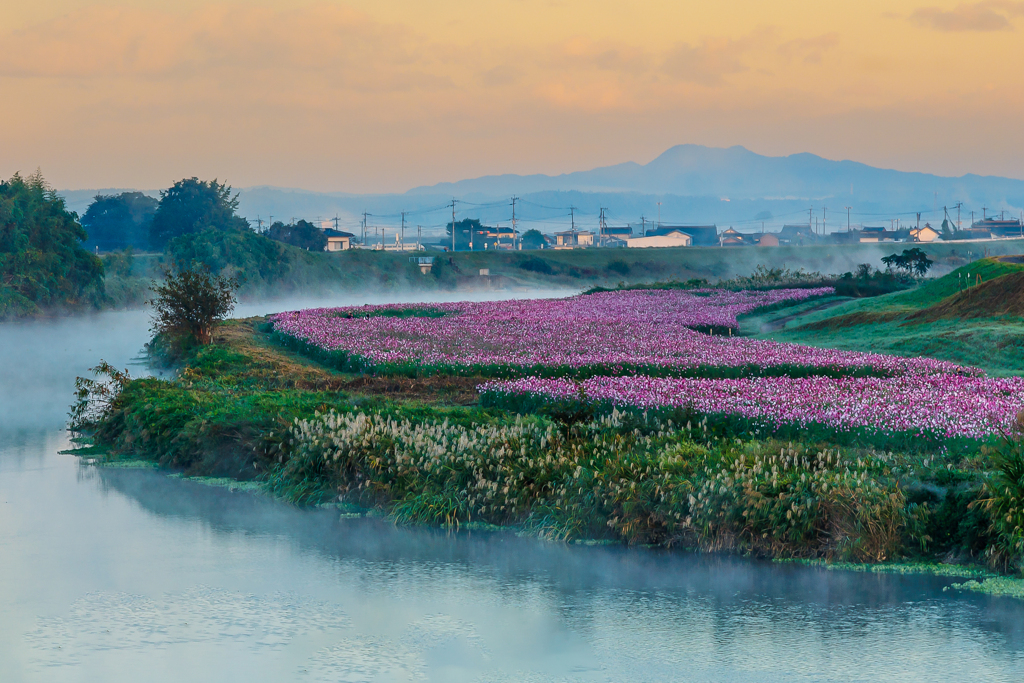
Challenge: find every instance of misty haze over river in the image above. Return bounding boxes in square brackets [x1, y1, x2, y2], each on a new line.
[3, 293, 1024, 682]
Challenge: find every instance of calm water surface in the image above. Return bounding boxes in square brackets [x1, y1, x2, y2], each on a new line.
[2, 295, 1024, 682]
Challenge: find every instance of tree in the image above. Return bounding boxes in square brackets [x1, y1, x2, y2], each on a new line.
[0, 171, 104, 318]
[941, 218, 954, 241]
[149, 178, 250, 249]
[882, 248, 932, 278]
[268, 220, 327, 251]
[521, 229, 547, 250]
[149, 265, 237, 345]
[445, 218, 496, 250]
[81, 192, 157, 251]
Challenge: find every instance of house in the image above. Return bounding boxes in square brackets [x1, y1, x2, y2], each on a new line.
[626, 231, 692, 248]
[719, 227, 752, 246]
[554, 230, 595, 248]
[854, 226, 898, 243]
[972, 218, 1023, 238]
[908, 224, 941, 243]
[600, 226, 633, 245]
[647, 225, 719, 246]
[778, 224, 817, 246]
[323, 228, 354, 251]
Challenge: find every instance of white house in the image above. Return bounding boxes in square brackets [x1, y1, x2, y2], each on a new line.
[626, 230, 692, 248]
[323, 228, 353, 251]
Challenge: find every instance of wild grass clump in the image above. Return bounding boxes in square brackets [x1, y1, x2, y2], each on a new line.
[270, 407, 922, 558]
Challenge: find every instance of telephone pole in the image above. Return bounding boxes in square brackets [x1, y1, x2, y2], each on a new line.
[656, 201, 662, 228]
[401, 211, 406, 251]
[362, 212, 370, 246]
[641, 215, 647, 236]
[954, 202, 962, 231]
[569, 206, 577, 234]
[808, 208, 813, 234]
[450, 198, 457, 252]
[510, 196, 519, 249]
[417, 225, 422, 250]
[822, 207, 827, 235]
[844, 206, 851, 232]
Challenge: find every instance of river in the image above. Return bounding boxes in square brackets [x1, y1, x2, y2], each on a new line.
[2, 296, 1024, 682]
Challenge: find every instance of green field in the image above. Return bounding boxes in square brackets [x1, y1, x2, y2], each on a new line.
[744, 257, 1024, 375]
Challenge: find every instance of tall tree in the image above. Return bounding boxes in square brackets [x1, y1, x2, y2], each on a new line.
[81, 192, 158, 251]
[149, 178, 250, 249]
[0, 171, 104, 318]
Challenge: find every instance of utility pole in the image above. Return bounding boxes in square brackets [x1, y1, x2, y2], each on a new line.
[569, 206, 577, 234]
[333, 215, 340, 231]
[510, 196, 519, 249]
[955, 202, 962, 231]
[982, 206, 988, 220]
[845, 206, 851, 232]
[657, 202, 662, 228]
[450, 198, 457, 252]
[808, 208, 813, 233]
[362, 212, 370, 246]
[417, 225, 422, 250]
[401, 211, 406, 251]
[599, 207, 608, 245]
[641, 215, 646, 236]
[822, 207, 827, 235]
[916, 212, 921, 230]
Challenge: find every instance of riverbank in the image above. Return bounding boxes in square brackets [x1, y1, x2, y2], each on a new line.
[73, 310, 1023, 578]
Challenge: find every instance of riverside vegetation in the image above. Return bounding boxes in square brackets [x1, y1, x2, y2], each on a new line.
[70, 274, 1024, 587]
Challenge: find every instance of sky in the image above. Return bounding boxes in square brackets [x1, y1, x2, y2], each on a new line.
[2, 0, 1023, 193]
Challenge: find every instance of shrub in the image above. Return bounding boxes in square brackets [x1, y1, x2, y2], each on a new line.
[978, 413, 1024, 573]
[149, 265, 237, 346]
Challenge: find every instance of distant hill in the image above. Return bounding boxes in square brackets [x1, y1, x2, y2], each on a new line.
[59, 145, 1024, 238]
[409, 144, 1024, 209]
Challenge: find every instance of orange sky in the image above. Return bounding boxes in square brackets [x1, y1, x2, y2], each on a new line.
[2, 1, 1023, 192]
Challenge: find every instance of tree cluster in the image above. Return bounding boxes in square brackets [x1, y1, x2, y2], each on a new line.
[0, 171, 104, 318]
[81, 192, 157, 251]
[148, 178, 250, 249]
[267, 220, 327, 251]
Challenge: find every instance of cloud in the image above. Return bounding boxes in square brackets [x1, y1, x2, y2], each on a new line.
[662, 39, 748, 86]
[910, 2, 1024, 32]
[777, 33, 840, 64]
[660, 30, 774, 86]
[0, 5, 447, 93]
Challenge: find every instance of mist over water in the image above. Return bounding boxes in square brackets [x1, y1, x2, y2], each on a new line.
[2, 294, 1024, 682]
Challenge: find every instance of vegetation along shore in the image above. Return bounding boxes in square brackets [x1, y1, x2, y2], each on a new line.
[70, 261, 1024, 598]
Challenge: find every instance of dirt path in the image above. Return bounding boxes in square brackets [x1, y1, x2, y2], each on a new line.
[759, 299, 850, 333]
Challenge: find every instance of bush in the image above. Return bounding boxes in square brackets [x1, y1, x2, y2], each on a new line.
[149, 265, 237, 346]
[979, 414, 1024, 573]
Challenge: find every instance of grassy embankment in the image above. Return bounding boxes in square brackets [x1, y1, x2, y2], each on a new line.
[745, 256, 1024, 376]
[74, 297, 1024, 584]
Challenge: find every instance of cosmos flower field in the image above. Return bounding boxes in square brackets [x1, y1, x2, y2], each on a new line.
[271, 288, 1024, 445]
[271, 288, 967, 378]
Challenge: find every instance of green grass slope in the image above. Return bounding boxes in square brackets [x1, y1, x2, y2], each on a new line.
[746, 257, 1024, 375]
